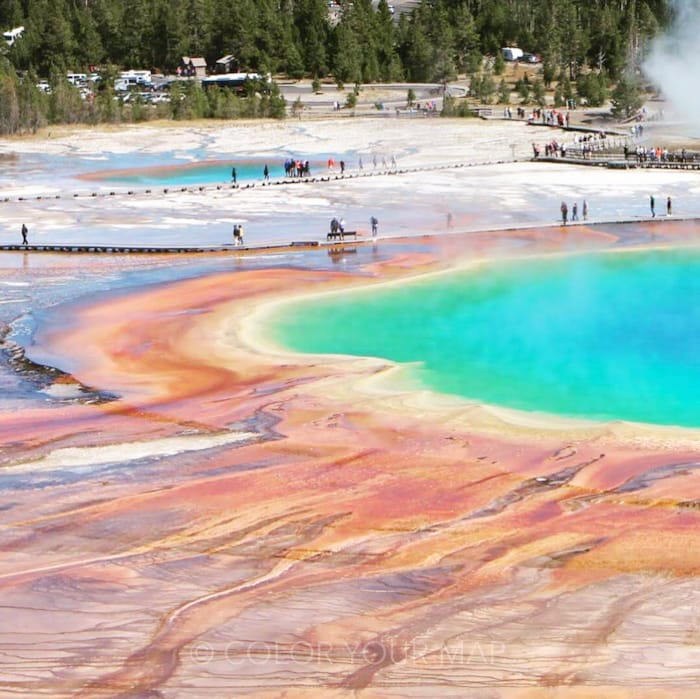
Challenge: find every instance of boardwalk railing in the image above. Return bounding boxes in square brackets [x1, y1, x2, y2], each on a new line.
[540, 146, 700, 170]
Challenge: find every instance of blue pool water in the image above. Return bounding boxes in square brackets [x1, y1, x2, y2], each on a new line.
[83, 157, 327, 186]
[271, 248, 700, 427]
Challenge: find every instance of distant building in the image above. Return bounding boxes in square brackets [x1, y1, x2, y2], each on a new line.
[180, 56, 207, 78]
[215, 54, 238, 74]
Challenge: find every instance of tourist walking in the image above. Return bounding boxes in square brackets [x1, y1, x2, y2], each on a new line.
[582, 199, 588, 221]
[263, 164, 269, 182]
[572, 202, 578, 221]
[231, 167, 237, 184]
[650, 194, 655, 218]
[560, 201, 568, 225]
[667, 196, 672, 215]
[21, 223, 28, 246]
[370, 216, 378, 237]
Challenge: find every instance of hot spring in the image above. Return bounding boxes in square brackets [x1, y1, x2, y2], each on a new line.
[80, 157, 324, 186]
[270, 247, 700, 428]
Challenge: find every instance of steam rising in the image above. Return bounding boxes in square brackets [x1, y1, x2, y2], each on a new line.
[644, 1, 700, 125]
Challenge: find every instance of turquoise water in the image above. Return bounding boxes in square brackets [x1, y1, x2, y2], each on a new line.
[85, 158, 324, 185]
[271, 249, 700, 427]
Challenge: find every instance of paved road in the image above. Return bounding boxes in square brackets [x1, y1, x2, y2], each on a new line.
[279, 81, 469, 115]
[383, 0, 420, 12]
[370, 0, 420, 13]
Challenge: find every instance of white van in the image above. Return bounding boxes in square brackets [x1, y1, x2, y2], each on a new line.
[66, 73, 87, 86]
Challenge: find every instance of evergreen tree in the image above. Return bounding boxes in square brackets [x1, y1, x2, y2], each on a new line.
[577, 70, 608, 107]
[553, 82, 565, 108]
[0, 65, 20, 133]
[331, 15, 363, 84]
[451, 3, 479, 73]
[493, 51, 505, 76]
[293, 0, 329, 77]
[399, 13, 433, 82]
[498, 78, 510, 104]
[375, 0, 400, 81]
[71, 6, 104, 68]
[516, 77, 530, 104]
[611, 75, 643, 119]
[532, 76, 546, 107]
[94, 63, 118, 122]
[478, 69, 495, 104]
[17, 69, 45, 132]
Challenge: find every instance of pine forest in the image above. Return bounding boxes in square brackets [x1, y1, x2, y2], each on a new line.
[0, 0, 673, 133]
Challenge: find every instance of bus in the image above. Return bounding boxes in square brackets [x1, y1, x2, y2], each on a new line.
[201, 73, 268, 95]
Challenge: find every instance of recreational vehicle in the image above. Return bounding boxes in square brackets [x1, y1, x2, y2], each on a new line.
[119, 70, 152, 87]
[3, 26, 24, 45]
[501, 47, 524, 61]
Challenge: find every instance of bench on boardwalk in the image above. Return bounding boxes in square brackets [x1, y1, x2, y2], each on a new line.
[326, 230, 358, 241]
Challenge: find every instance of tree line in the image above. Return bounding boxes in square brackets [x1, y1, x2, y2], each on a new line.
[0, 0, 672, 133]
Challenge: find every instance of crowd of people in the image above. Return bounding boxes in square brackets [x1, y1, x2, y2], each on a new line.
[284, 158, 310, 177]
[529, 108, 571, 128]
[533, 130, 632, 160]
[572, 132, 630, 159]
[535, 140, 567, 157]
[624, 145, 699, 165]
[529, 112, 699, 167]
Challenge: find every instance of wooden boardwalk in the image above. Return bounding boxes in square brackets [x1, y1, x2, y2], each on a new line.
[535, 155, 700, 170]
[0, 241, 322, 255]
